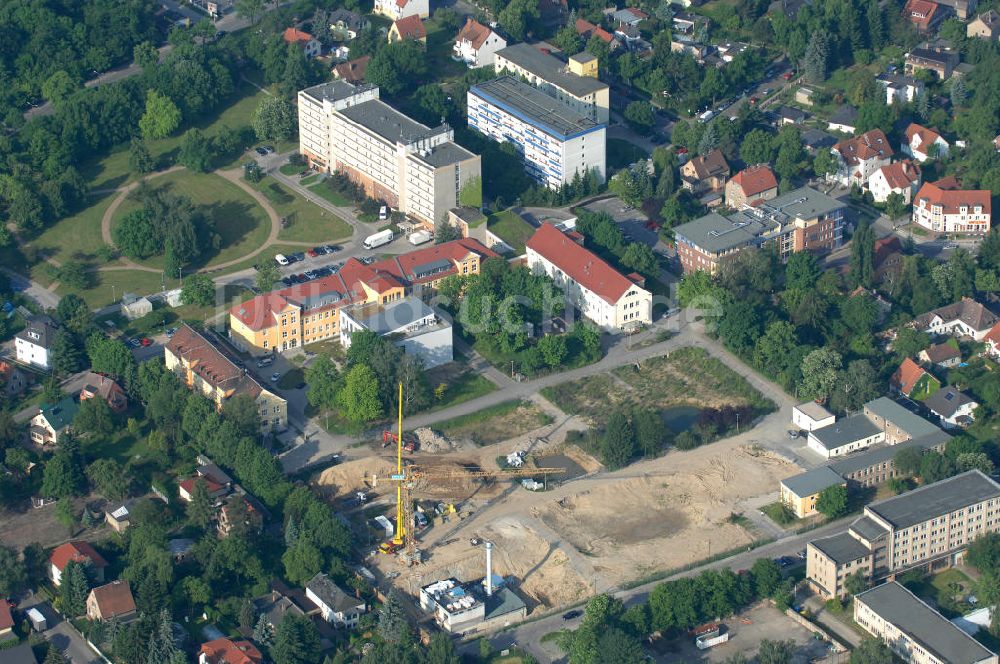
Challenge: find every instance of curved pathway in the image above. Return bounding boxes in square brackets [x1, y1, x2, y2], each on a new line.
[99, 165, 184, 273]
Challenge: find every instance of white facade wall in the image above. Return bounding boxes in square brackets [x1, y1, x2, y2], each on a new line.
[15, 337, 49, 369]
[493, 54, 610, 124]
[374, 0, 428, 19]
[806, 430, 886, 459]
[869, 168, 916, 204]
[455, 33, 507, 67]
[467, 91, 605, 189]
[792, 405, 836, 431]
[913, 200, 991, 235]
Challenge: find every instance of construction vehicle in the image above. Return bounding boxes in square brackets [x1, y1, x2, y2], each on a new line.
[373, 383, 565, 565]
[382, 429, 417, 452]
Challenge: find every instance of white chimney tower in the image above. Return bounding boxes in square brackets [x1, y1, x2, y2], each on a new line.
[485, 541, 494, 597]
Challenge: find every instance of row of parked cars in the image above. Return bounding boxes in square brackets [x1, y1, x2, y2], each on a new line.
[274, 244, 341, 266]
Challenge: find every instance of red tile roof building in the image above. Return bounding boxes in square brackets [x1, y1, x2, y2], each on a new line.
[332, 56, 370, 83]
[389, 15, 426, 42]
[86, 580, 137, 622]
[200, 638, 264, 664]
[453, 18, 507, 67]
[79, 372, 127, 413]
[229, 239, 496, 355]
[831, 129, 894, 188]
[902, 123, 949, 162]
[725, 164, 778, 208]
[912, 179, 991, 235]
[869, 160, 921, 204]
[0, 599, 13, 636]
[575, 18, 617, 45]
[905, 0, 941, 32]
[50, 541, 108, 586]
[890, 358, 938, 398]
[525, 223, 651, 330]
[283, 28, 322, 57]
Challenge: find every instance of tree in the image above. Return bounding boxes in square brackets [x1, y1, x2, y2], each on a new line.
[757, 639, 794, 664]
[86, 459, 128, 501]
[0, 545, 27, 596]
[424, 632, 460, 664]
[751, 558, 782, 597]
[235, 0, 265, 24]
[698, 122, 719, 156]
[181, 274, 215, 306]
[255, 261, 280, 293]
[798, 347, 842, 401]
[829, 360, 881, 414]
[740, 129, 774, 166]
[498, 0, 540, 41]
[435, 219, 462, 244]
[950, 77, 967, 109]
[850, 637, 894, 664]
[129, 139, 154, 175]
[337, 364, 382, 423]
[803, 31, 828, 83]
[186, 478, 215, 530]
[42, 71, 77, 107]
[139, 90, 181, 140]
[179, 128, 213, 172]
[884, 191, 908, 221]
[609, 166, 653, 207]
[815, 484, 848, 518]
[254, 614, 275, 647]
[957, 452, 995, 474]
[365, 41, 427, 95]
[304, 356, 341, 411]
[44, 647, 68, 664]
[51, 329, 85, 375]
[282, 540, 323, 586]
[920, 451, 956, 483]
[61, 560, 90, 617]
[850, 219, 875, 287]
[42, 442, 87, 498]
[844, 570, 868, 596]
[58, 262, 93, 290]
[274, 613, 321, 664]
[813, 149, 837, 178]
[378, 589, 410, 644]
[624, 101, 655, 133]
[75, 397, 115, 437]
[601, 410, 636, 470]
[634, 408, 665, 457]
[537, 334, 568, 369]
[252, 96, 296, 144]
[894, 447, 924, 477]
[622, 243, 659, 277]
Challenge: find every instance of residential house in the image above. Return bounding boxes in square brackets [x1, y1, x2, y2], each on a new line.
[903, 123, 949, 162]
[373, 0, 428, 20]
[801, 128, 837, 154]
[674, 186, 846, 274]
[968, 9, 1000, 39]
[329, 9, 368, 40]
[924, 386, 978, 428]
[905, 0, 942, 32]
[306, 573, 367, 627]
[776, 105, 807, 125]
[781, 467, 847, 518]
[670, 36, 709, 60]
[14, 315, 57, 370]
[912, 180, 992, 234]
[0, 360, 28, 398]
[913, 297, 1000, 340]
[869, 161, 921, 204]
[715, 41, 749, 62]
[874, 237, 906, 286]
[672, 11, 708, 34]
[86, 580, 137, 622]
[50, 540, 108, 587]
[388, 15, 426, 43]
[890, 357, 940, 399]
[612, 7, 648, 25]
[905, 46, 958, 79]
[0, 599, 13, 641]
[574, 18, 619, 49]
[613, 24, 642, 48]
[876, 73, 925, 105]
[165, 325, 287, 432]
[807, 470, 1000, 599]
[807, 396, 940, 458]
[680, 149, 730, 195]
[724, 164, 778, 209]
[218, 491, 266, 537]
[120, 293, 152, 320]
[918, 341, 961, 367]
[526, 223, 652, 331]
[30, 396, 78, 445]
[453, 19, 506, 68]
[936, 0, 977, 19]
[199, 638, 264, 664]
[179, 461, 233, 503]
[79, 372, 127, 413]
[854, 582, 998, 664]
[252, 586, 310, 631]
[827, 104, 859, 134]
[792, 401, 836, 431]
[830, 129, 894, 188]
[105, 500, 137, 533]
[332, 55, 369, 83]
[332, 44, 350, 61]
[983, 322, 1000, 359]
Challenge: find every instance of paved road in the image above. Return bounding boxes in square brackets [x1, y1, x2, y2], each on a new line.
[19, 598, 103, 664]
[3, 268, 60, 310]
[460, 514, 854, 663]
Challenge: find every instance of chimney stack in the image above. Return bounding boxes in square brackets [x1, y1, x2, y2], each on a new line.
[485, 541, 494, 597]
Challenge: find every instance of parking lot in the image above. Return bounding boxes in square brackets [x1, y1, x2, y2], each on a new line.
[580, 198, 662, 250]
[652, 603, 840, 663]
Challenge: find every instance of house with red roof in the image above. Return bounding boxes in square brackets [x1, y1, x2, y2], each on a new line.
[526, 223, 651, 331]
[373, 0, 428, 20]
[453, 18, 507, 68]
[830, 129, 894, 188]
[890, 357, 940, 399]
[388, 15, 426, 43]
[199, 637, 263, 664]
[86, 580, 137, 622]
[904, 0, 942, 32]
[332, 56, 370, 83]
[725, 164, 778, 209]
[869, 160, 921, 204]
[902, 123, 949, 162]
[283, 28, 322, 58]
[229, 239, 496, 356]
[912, 179, 991, 235]
[574, 18, 620, 48]
[50, 540, 108, 586]
[79, 372, 127, 413]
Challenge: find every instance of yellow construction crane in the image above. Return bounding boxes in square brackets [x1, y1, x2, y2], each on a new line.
[374, 383, 564, 563]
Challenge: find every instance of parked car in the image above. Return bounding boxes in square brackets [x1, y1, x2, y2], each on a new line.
[139, 338, 153, 347]
[281, 277, 294, 287]
[271, 372, 281, 382]
[255, 147, 268, 156]
[307, 248, 319, 257]
[291, 252, 305, 262]
[787, 429, 799, 439]
[323, 244, 341, 253]
[257, 357, 273, 368]
[304, 270, 318, 280]
[314, 266, 332, 277]
[562, 610, 582, 620]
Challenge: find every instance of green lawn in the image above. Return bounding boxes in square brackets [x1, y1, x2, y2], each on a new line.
[900, 568, 975, 617]
[57, 269, 170, 310]
[252, 177, 353, 243]
[307, 180, 354, 207]
[21, 192, 118, 266]
[487, 210, 535, 255]
[110, 169, 271, 270]
[424, 368, 498, 412]
[761, 501, 797, 526]
[277, 368, 305, 390]
[606, 138, 649, 172]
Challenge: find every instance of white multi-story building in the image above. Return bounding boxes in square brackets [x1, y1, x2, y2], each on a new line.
[453, 19, 507, 68]
[829, 129, 894, 188]
[468, 76, 606, 190]
[298, 81, 481, 227]
[912, 180, 992, 235]
[525, 223, 650, 331]
[373, 0, 428, 20]
[902, 123, 950, 163]
[14, 315, 57, 370]
[869, 161, 921, 204]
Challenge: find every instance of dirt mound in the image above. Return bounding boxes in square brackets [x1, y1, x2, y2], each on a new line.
[414, 427, 455, 453]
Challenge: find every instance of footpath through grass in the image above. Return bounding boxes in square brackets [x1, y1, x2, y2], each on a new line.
[253, 177, 353, 243]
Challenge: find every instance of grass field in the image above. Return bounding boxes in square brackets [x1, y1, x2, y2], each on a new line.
[22, 192, 118, 266]
[253, 177, 353, 243]
[435, 399, 553, 446]
[110, 169, 271, 270]
[307, 180, 354, 207]
[606, 138, 648, 172]
[488, 210, 534, 255]
[424, 365, 498, 412]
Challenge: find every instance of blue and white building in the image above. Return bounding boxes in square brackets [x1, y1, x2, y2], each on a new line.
[467, 76, 606, 190]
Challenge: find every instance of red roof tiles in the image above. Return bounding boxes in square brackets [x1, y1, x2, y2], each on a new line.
[283, 27, 315, 44]
[200, 638, 264, 664]
[876, 160, 921, 190]
[334, 55, 370, 83]
[833, 129, 894, 165]
[891, 357, 929, 395]
[905, 123, 944, 155]
[392, 14, 426, 40]
[0, 600, 12, 631]
[915, 181, 992, 216]
[730, 164, 778, 198]
[526, 223, 640, 305]
[89, 580, 136, 619]
[575, 18, 615, 43]
[51, 541, 108, 572]
[456, 18, 494, 50]
[165, 325, 265, 400]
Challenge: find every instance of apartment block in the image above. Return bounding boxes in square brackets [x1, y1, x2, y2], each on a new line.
[855, 582, 997, 664]
[164, 325, 288, 432]
[807, 470, 1000, 599]
[674, 186, 845, 274]
[229, 239, 495, 355]
[493, 43, 610, 124]
[298, 81, 481, 227]
[912, 180, 992, 235]
[468, 76, 606, 189]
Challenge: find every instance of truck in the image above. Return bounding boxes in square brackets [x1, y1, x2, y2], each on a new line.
[694, 624, 729, 650]
[363, 229, 394, 249]
[27, 607, 47, 632]
[698, 110, 716, 123]
[408, 230, 432, 246]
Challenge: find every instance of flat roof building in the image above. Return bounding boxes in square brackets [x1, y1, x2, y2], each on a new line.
[339, 297, 453, 367]
[855, 582, 997, 664]
[780, 467, 846, 518]
[468, 76, 606, 189]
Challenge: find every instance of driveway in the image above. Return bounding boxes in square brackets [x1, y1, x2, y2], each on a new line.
[18, 598, 103, 664]
[3, 268, 60, 310]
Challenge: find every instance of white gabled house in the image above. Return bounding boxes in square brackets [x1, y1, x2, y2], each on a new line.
[374, 0, 428, 20]
[306, 573, 366, 628]
[453, 19, 507, 68]
[869, 160, 921, 204]
[902, 123, 949, 162]
[15, 315, 58, 370]
[829, 129, 894, 189]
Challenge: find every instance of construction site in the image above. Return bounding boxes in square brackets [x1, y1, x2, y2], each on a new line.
[315, 378, 803, 627]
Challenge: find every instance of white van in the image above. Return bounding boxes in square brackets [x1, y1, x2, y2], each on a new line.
[379, 205, 389, 221]
[275, 253, 289, 266]
[363, 229, 394, 249]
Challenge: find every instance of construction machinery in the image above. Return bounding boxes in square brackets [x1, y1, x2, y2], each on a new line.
[374, 383, 564, 564]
